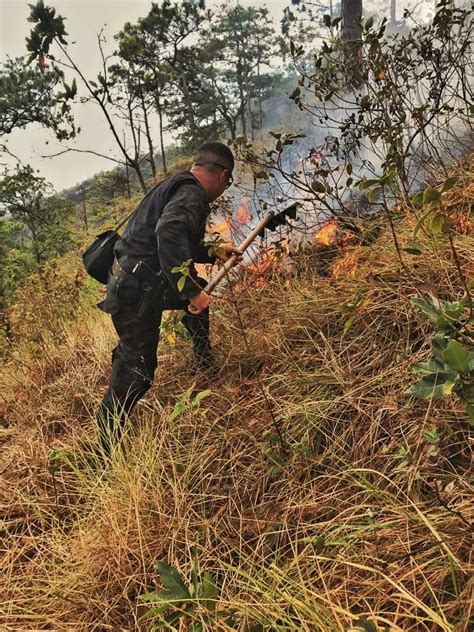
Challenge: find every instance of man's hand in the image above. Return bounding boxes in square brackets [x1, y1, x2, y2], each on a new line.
[188, 290, 210, 314]
[216, 242, 243, 263]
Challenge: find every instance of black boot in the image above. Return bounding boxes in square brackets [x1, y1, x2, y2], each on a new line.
[181, 308, 215, 369]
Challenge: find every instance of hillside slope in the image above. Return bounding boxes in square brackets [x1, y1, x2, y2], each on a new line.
[1, 159, 473, 631]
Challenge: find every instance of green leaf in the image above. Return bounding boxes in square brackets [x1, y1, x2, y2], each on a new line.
[193, 389, 212, 408]
[200, 571, 218, 612]
[402, 240, 424, 255]
[139, 589, 184, 613]
[423, 188, 441, 205]
[169, 400, 186, 422]
[190, 561, 199, 595]
[442, 300, 465, 321]
[442, 176, 458, 192]
[410, 296, 442, 325]
[311, 180, 326, 193]
[368, 187, 382, 203]
[431, 334, 449, 360]
[443, 339, 470, 374]
[379, 167, 397, 184]
[343, 314, 355, 334]
[412, 190, 424, 207]
[155, 561, 190, 599]
[466, 403, 474, 426]
[163, 610, 187, 626]
[412, 357, 446, 373]
[406, 373, 456, 399]
[359, 178, 380, 191]
[413, 207, 434, 236]
[460, 382, 474, 403]
[430, 212, 446, 234]
[177, 276, 185, 292]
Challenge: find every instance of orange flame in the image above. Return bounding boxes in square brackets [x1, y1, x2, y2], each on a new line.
[332, 251, 359, 279]
[236, 199, 252, 225]
[315, 219, 339, 246]
[238, 238, 292, 289]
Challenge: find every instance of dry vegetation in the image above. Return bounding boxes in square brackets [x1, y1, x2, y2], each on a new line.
[0, 160, 473, 631]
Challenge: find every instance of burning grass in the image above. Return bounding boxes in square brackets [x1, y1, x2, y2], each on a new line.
[0, 162, 473, 630]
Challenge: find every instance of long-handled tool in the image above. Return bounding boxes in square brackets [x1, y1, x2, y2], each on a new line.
[204, 204, 298, 295]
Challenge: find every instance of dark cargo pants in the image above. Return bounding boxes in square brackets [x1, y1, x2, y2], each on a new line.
[97, 269, 210, 452]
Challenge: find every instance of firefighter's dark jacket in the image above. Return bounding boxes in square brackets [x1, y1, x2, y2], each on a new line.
[114, 171, 216, 299]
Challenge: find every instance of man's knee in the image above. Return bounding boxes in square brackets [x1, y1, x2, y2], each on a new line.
[110, 348, 156, 399]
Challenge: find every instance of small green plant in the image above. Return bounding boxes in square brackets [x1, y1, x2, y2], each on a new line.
[139, 560, 219, 631]
[292, 433, 311, 457]
[401, 176, 462, 257]
[423, 427, 441, 445]
[339, 294, 369, 334]
[407, 294, 474, 425]
[262, 428, 286, 473]
[410, 176, 459, 240]
[206, 234, 227, 259]
[169, 387, 212, 422]
[395, 446, 412, 469]
[160, 312, 190, 345]
[171, 258, 193, 293]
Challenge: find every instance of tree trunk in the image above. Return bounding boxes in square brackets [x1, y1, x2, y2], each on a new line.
[125, 163, 131, 198]
[131, 159, 147, 193]
[220, 109, 237, 139]
[235, 31, 247, 137]
[80, 184, 88, 233]
[256, 37, 264, 134]
[140, 87, 156, 178]
[236, 60, 247, 136]
[390, 0, 396, 28]
[341, 0, 363, 86]
[28, 223, 42, 264]
[179, 73, 199, 140]
[156, 96, 167, 175]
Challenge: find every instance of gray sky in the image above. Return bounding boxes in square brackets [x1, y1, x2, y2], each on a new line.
[1, 0, 434, 192]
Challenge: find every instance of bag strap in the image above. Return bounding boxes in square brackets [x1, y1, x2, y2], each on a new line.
[113, 208, 136, 234]
[112, 172, 198, 235]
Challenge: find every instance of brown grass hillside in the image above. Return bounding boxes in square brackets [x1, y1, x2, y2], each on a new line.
[0, 158, 473, 631]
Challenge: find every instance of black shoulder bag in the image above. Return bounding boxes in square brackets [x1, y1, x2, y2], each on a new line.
[81, 211, 134, 285]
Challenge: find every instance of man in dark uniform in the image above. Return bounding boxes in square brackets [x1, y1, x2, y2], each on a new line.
[97, 142, 240, 453]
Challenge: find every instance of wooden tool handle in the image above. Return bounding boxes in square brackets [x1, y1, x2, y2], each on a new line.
[204, 211, 275, 295]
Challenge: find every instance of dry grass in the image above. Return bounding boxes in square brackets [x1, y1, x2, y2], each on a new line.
[0, 160, 473, 631]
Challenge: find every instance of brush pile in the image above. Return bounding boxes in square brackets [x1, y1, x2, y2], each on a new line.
[1, 159, 473, 631]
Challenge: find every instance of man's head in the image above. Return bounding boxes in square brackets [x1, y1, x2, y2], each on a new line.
[191, 142, 235, 201]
